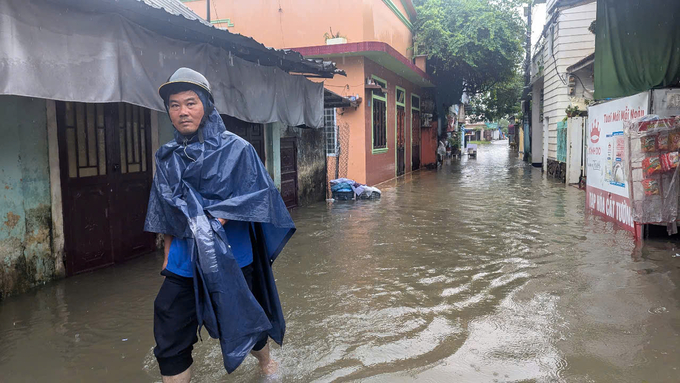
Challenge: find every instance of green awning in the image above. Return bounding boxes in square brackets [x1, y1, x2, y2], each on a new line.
[594, 0, 680, 99]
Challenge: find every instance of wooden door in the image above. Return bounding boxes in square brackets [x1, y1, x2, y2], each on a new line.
[280, 138, 298, 208]
[57, 102, 154, 276]
[412, 110, 421, 171]
[396, 106, 406, 176]
[222, 115, 266, 163]
[111, 104, 155, 262]
[57, 103, 113, 275]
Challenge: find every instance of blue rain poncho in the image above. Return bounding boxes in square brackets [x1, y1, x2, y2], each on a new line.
[144, 108, 295, 373]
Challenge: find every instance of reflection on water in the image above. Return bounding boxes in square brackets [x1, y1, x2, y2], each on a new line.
[1, 144, 679, 382]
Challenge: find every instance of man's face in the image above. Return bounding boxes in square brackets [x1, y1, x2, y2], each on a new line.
[168, 90, 205, 136]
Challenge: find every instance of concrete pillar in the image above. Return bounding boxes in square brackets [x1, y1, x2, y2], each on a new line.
[543, 117, 549, 172]
[150, 110, 160, 176]
[46, 100, 65, 278]
[265, 122, 282, 190]
[531, 82, 543, 167]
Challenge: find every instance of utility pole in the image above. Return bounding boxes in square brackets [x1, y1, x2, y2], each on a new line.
[523, 0, 546, 161]
[521, 0, 547, 163]
[206, 0, 211, 23]
[524, 0, 532, 89]
[518, 0, 533, 159]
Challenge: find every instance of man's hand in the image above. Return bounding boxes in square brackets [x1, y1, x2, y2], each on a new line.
[218, 218, 227, 225]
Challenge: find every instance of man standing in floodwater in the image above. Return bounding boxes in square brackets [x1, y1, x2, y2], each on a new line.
[144, 67, 296, 382]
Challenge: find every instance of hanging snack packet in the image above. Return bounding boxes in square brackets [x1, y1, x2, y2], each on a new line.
[658, 118, 675, 130]
[670, 130, 680, 150]
[642, 156, 662, 177]
[661, 152, 680, 172]
[657, 132, 670, 151]
[669, 152, 679, 171]
[641, 179, 660, 196]
[641, 135, 657, 152]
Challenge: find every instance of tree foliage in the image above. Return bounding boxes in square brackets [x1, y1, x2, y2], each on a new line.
[467, 71, 523, 122]
[413, 0, 527, 111]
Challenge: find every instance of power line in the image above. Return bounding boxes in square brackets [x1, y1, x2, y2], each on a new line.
[278, 0, 285, 47]
[212, 0, 221, 26]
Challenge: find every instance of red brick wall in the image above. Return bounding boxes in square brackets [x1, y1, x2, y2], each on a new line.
[363, 58, 426, 186]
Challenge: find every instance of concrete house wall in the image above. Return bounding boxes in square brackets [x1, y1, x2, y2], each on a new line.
[362, 57, 425, 186]
[324, 57, 368, 184]
[0, 96, 61, 297]
[541, 1, 596, 162]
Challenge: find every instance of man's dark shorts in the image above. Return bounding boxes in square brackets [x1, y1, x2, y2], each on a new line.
[153, 264, 267, 376]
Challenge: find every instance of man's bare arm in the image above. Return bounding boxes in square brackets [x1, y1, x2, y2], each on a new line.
[160, 221, 224, 271]
[163, 234, 172, 271]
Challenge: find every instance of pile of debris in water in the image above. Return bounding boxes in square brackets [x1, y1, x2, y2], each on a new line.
[329, 178, 381, 201]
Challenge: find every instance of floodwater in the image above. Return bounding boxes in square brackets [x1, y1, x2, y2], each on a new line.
[1, 142, 679, 383]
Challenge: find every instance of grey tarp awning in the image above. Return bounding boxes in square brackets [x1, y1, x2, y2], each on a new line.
[0, 0, 334, 128]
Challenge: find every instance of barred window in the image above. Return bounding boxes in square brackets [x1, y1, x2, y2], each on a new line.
[324, 108, 337, 156]
[372, 98, 387, 149]
[371, 76, 388, 151]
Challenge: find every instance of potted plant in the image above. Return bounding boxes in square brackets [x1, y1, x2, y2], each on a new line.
[324, 28, 346, 45]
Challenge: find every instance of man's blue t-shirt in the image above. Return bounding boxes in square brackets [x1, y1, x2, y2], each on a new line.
[165, 220, 253, 277]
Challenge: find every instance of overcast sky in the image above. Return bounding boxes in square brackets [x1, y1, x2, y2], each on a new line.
[530, 3, 547, 55]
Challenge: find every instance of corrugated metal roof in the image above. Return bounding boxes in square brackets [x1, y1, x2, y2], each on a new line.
[137, 0, 344, 77]
[141, 0, 210, 26]
[49, 0, 343, 78]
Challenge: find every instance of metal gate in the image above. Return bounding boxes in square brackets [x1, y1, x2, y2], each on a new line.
[396, 105, 405, 176]
[280, 137, 298, 208]
[412, 110, 421, 170]
[56, 102, 155, 275]
[222, 115, 266, 163]
[557, 120, 568, 163]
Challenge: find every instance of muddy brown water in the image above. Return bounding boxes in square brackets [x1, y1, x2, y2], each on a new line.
[1, 143, 679, 382]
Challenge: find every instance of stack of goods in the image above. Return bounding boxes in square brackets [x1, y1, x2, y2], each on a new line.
[329, 178, 382, 201]
[625, 116, 680, 224]
[330, 178, 356, 200]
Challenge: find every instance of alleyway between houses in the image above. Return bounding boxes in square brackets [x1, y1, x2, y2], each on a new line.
[1, 143, 679, 383]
